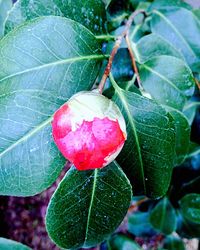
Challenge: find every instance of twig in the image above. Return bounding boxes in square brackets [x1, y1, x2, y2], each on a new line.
[194, 78, 200, 90]
[125, 34, 144, 91]
[98, 9, 146, 94]
[128, 197, 148, 213]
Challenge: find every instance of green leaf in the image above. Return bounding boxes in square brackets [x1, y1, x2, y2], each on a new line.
[0, 238, 31, 250]
[0, 16, 103, 196]
[166, 108, 190, 165]
[0, 0, 12, 38]
[183, 101, 200, 125]
[108, 234, 142, 250]
[46, 162, 132, 249]
[5, 0, 106, 35]
[179, 193, 200, 224]
[150, 8, 200, 70]
[193, 9, 200, 20]
[111, 75, 176, 199]
[139, 56, 195, 110]
[128, 211, 156, 236]
[163, 236, 185, 250]
[148, 0, 192, 11]
[150, 197, 177, 235]
[133, 33, 183, 63]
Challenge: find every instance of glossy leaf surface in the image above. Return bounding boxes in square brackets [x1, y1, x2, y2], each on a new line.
[139, 56, 195, 110]
[179, 193, 200, 224]
[133, 33, 183, 63]
[111, 78, 176, 199]
[0, 0, 12, 38]
[0, 16, 103, 196]
[46, 162, 132, 249]
[151, 8, 200, 70]
[5, 0, 106, 35]
[167, 108, 190, 165]
[150, 197, 177, 235]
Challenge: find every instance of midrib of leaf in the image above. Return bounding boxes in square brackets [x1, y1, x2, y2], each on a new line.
[160, 198, 167, 231]
[141, 64, 184, 95]
[110, 75, 146, 193]
[84, 168, 98, 245]
[0, 116, 53, 157]
[0, 54, 105, 83]
[183, 101, 200, 110]
[153, 10, 196, 57]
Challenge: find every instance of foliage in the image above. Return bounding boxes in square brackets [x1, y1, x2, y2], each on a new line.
[0, 0, 199, 249]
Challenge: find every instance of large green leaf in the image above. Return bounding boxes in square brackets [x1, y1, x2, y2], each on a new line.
[179, 193, 200, 224]
[133, 33, 183, 63]
[0, 238, 31, 250]
[139, 56, 195, 110]
[111, 76, 176, 199]
[149, 197, 177, 235]
[0, 16, 104, 196]
[46, 162, 132, 249]
[5, 0, 106, 35]
[0, 0, 12, 38]
[166, 108, 190, 165]
[151, 8, 200, 70]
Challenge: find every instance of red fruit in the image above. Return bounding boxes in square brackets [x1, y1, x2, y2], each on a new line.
[52, 91, 127, 170]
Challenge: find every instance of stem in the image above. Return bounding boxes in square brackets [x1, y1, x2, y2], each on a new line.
[128, 197, 148, 213]
[194, 78, 200, 90]
[98, 9, 146, 94]
[125, 34, 144, 91]
[95, 34, 116, 41]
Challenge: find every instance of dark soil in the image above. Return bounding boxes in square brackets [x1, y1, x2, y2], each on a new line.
[0, 172, 64, 249]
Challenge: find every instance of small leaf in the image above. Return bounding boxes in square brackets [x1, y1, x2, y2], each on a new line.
[163, 236, 185, 250]
[111, 76, 176, 199]
[0, 238, 31, 250]
[179, 193, 200, 224]
[150, 197, 177, 235]
[151, 8, 200, 70]
[46, 162, 132, 249]
[5, 0, 106, 35]
[166, 108, 190, 165]
[0, 16, 103, 196]
[139, 55, 195, 110]
[133, 33, 183, 63]
[0, 0, 12, 38]
[128, 211, 156, 236]
[108, 234, 142, 250]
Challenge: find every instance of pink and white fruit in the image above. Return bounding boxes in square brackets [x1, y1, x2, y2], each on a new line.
[52, 91, 127, 171]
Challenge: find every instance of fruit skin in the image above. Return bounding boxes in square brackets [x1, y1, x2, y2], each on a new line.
[52, 91, 127, 171]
